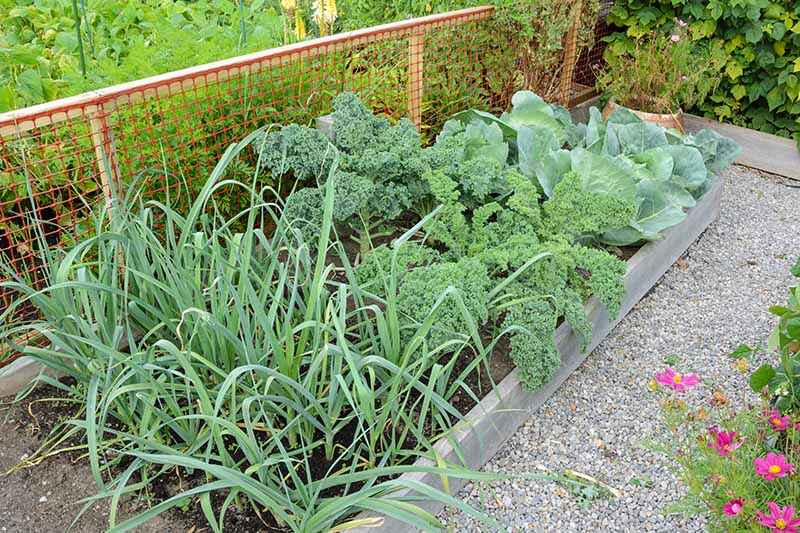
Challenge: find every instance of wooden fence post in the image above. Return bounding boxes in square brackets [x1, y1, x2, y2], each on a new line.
[559, 0, 584, 106]
[88, 106, 116, 206]
[408, 29, 425, 128]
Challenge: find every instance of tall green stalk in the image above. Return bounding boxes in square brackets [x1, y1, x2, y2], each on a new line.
[70, 0, 87, 76]
[238, 0, 247, 47]
[80, 0, 95, 56]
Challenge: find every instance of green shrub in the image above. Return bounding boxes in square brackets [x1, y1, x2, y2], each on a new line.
[596, 23, 726, 115]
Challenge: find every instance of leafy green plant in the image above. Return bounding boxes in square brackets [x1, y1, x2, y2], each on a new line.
[747, 256, 800, 415]
[0, 130, 517, 532]
[258, 93, 429, 255]
[604, 0, 800, 149]
[597, 23, 726, 114]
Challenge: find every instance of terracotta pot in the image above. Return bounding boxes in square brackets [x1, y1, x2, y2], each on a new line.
[602, 99, 685, 132]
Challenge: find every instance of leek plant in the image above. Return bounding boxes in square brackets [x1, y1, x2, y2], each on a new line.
[0, 130, 519, 532]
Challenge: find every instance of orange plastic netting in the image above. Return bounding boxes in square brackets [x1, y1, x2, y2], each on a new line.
[0, 6, 613, 353]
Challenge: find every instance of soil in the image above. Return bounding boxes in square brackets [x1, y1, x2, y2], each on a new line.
[0, 384, 191, 533]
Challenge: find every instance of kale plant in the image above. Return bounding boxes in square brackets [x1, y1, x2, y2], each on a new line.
[541, 170, 637, 241]
[256, 93, 430, 255]
[355, 242, 439, 298]
[397, 257, 492, 350]
[421, 130, 627, 391]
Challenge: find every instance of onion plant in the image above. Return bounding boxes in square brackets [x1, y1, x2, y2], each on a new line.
[0, 130, 523, 532]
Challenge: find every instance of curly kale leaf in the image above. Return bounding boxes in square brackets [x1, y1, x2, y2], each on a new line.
[281, 171, 373, 229]
[398, 257, 491, 349]
[283, 187, 323, 239]
[504, 300, 561, 391]
[458, 157, 507, 207]
[423, 169, 471, 257]
[560, 286, 593, 351]
[424, 167, 542, 265]
[331, 92, 390, 153]
[542, 171, 637, 241]
[570, 245, 627, 319]
[425, 119, 511, 207]
[330, 171, 374, 221]
[331, 93, 427, 187]
[504, 285, 592, 392]
[354, 242, 439, 297]
[256, 124, 333, 181]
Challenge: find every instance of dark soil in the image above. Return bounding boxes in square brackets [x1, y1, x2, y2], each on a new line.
[0, 383, 190, 533]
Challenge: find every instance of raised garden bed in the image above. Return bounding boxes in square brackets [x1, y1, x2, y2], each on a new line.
[0, 88, 737, 531]
[352, 177, 723, 532]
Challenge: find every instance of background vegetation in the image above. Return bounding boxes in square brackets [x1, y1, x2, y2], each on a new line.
[604, 0, 800, 147]
[0, 0, 600, 111]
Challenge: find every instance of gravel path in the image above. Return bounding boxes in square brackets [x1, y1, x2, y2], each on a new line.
[440, 166, 800, 532]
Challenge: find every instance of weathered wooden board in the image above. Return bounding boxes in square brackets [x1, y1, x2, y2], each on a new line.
[353, 178, 724, 533]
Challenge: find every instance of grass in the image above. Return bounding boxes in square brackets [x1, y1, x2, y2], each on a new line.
[0, 129, 535, 532]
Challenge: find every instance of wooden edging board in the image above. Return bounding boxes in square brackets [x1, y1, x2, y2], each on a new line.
[352, 178, 724, 532]
[0, 356, 58, 397]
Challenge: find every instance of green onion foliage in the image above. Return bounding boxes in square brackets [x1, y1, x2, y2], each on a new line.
[0, 130, 516, 532]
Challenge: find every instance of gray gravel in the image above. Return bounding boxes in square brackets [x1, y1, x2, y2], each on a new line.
[439, 166, 800, 532]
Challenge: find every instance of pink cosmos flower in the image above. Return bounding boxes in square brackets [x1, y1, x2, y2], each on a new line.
[763, 408, 791, 431]
[723, 498, 744, 517]
[670, 34, 681, 42]
[655, 367, 699, 392]
[756, 503, 800, 533]
[754, 453, 795, 481]
[708, 430, 744, 457]
[678, 19, 688, 27]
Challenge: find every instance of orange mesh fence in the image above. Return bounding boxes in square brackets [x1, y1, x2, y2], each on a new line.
[0, 5, 608, 363]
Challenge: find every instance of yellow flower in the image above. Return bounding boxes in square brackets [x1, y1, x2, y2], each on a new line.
[313, 0, 337, 32]
[281, 0, 296, 12]
[736, 357, 747, 372]
[294, 10, 307, 40]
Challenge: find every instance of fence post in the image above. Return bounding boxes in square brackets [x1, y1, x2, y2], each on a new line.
[88, 106, 116, 206]
[408, 28, 425, 128]
[559, 0, 584, 106]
